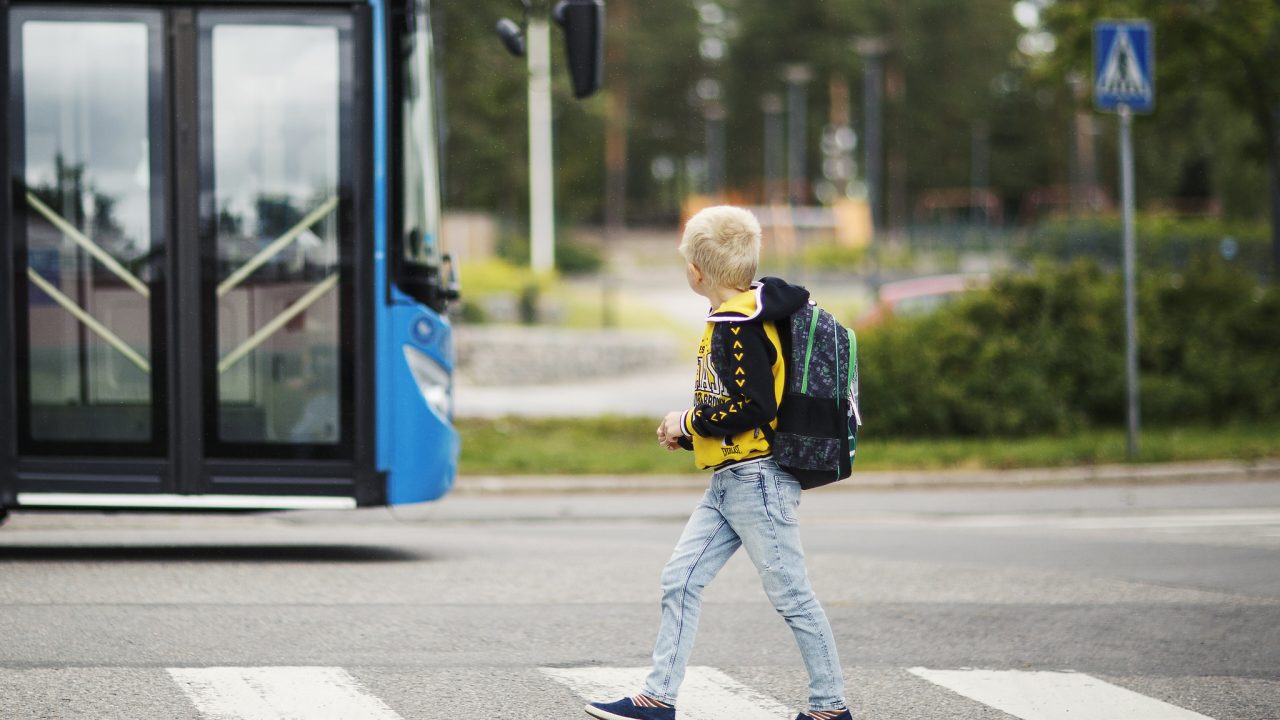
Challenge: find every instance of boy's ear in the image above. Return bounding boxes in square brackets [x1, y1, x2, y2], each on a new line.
[688, 263, 703, 284]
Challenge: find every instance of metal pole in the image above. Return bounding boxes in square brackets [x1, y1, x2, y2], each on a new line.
[855, 38, 887, 299]
[783, 64, 812, 206]
[705, 103, 725, 197]
[1119, 104, 1140, 459]
[603, 0, 629, 234]
[970, 120, 988, 227]
[527, 12, 556, 273]
[1067, 73, 1085, 216]
[1271, 102, 1280, 275]
[761, 94, 783, 204]
[863, 52, 882, 234]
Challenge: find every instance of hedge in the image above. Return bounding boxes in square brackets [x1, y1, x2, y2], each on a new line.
[858, 259, 1280, 437]
[1023, 216, 1272, 274]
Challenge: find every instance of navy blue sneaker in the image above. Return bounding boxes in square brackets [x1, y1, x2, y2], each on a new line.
[585, 695, 675, 720]
[795, 709, 852, 720]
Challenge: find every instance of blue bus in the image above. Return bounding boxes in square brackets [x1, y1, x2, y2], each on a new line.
[0, 0, 602, 521]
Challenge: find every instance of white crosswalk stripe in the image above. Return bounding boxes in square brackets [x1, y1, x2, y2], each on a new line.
[909, 667, 1215, 720]
[143, 664, 1225, 720]
[167, 666, 403, 720]
[541, 665, 1223, 720]
[540, 666, 792, 720]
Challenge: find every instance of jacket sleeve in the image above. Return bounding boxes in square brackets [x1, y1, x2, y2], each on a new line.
[681, 322, 778, 438]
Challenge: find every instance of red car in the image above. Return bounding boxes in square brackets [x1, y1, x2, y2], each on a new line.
[859, 274, 989, 327]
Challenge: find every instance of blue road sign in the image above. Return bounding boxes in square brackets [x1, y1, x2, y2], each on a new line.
[1094, 20, 1155, 113]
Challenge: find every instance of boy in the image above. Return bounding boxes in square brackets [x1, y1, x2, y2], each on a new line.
[585, 206, 852, 720]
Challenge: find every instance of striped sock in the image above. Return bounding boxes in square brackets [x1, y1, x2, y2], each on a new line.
[806, 709, 848, 720]
[632, 694, 673, 709]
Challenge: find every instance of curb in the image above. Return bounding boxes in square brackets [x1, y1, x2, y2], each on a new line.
[454, 459, 1280, 495]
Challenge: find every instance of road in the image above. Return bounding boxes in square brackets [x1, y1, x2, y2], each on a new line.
[1, 479, 1278, 719]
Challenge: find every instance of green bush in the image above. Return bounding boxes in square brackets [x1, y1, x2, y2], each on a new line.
[554, 236, 605, 274]
[1024, 215, 1271, 274]
[458, 258, 547, 296]
[858, 259, 1280, 437]
[495, 231, 604, 275]
[799, 241, 867, 272]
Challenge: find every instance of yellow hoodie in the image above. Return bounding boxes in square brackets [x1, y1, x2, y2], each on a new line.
[678, 283, 794, 470]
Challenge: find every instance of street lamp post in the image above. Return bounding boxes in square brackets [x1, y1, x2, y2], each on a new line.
[761, 93, 784, 204]
[527, 3, 556, 273]
[971, 120, 989, 228]
[854, 37, 889, 299]
[782, 64, 813, 206]
[704, 101, 726, 197]
[853, 38, 888, 235]
[496, 0, 607, 273]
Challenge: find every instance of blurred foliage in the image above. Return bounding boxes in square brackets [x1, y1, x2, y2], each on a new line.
[725, 0, 1038, 213]
[458, 258, 548, 296]
[436, 0, 700, 225]
[859, 259, 1280, 437]
[1024, 215, 1272, 271]
[436, 0, 1056, 223]
[798, 240, 868, 272]
[1040, 0, 1280, 264]
[494, 230, 604, 274]
[436, 1, 1278, 269]
[458, 256, 679, 328]
[435, 0, 613, 223]
[455, 258, 548, 325]
[551, 238, 605, 274]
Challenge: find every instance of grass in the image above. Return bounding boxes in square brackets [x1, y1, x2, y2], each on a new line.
[456, 417, 1280, 476]
[553, 281, 689, 335]
[457, 416, 697, 476]
[457, 258, 689, 334]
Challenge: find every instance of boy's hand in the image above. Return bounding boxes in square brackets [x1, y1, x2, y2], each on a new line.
[657, 411, 685, 450]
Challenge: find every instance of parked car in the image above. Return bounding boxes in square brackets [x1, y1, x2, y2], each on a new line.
[858, 273, 989, 327]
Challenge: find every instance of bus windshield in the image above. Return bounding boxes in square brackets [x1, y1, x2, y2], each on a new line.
[400, 0, 441, 270]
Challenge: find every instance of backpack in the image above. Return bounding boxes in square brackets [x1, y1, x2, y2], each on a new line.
[770, 301, 862, 489]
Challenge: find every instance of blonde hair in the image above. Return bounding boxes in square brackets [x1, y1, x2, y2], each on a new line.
[678, 206, 761, 289]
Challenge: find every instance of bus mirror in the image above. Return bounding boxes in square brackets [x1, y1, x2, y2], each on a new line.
[495, 18, 525, 57]
[553, 0, 604, 99]
[441, 254, 461, 302]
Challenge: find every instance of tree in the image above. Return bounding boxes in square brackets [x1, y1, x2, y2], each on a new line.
[721, 0, 1039, 221]
[1043, 0, 1280, 273]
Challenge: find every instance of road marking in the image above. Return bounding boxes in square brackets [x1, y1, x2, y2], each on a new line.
[908, 668, 1215, 720]
[541, 666, 791, 720]
[168, 667, 402, 720]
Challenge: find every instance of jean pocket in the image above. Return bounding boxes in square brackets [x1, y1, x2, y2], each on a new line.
[772, 476, 801, 523]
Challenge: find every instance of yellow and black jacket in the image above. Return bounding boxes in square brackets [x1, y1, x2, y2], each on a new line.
[678, 277, 810, 470]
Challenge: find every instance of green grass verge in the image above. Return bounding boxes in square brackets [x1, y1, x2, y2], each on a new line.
[456, 417, 1280, 475]
[457, 416, 697, 475]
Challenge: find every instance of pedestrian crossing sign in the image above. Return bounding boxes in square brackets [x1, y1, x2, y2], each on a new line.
[1094, 20, 1155, 113]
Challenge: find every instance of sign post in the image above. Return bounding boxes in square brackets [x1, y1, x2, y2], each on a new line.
[1094, 20, 1154, 461]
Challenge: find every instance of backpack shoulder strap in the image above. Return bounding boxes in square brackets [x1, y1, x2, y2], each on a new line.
[799, 304, 822, 394]
[847, 326, 862, 428]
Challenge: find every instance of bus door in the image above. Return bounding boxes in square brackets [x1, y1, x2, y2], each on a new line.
[4, 3, 377, 509]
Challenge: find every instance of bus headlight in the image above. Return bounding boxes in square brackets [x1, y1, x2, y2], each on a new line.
[403, 344, 452, 421]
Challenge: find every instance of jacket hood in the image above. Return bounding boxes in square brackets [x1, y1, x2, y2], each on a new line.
[707, 276, 810, 323]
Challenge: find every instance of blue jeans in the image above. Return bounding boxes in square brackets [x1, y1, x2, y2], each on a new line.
[642, 458, 846, 711]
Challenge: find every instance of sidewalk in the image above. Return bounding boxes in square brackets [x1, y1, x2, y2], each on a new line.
[454, 458, 1280, 495]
